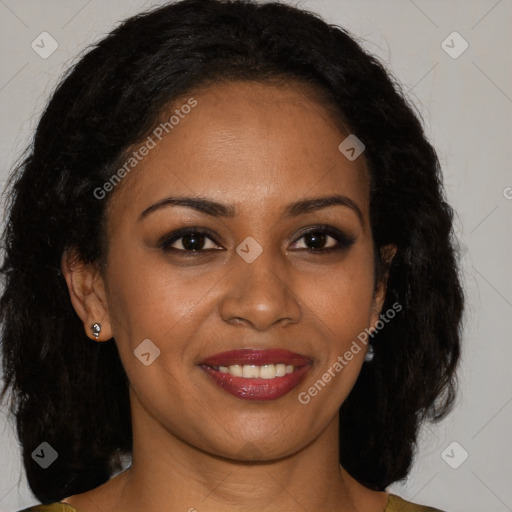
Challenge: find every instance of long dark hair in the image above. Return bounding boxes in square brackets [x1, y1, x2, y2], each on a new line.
[1, 0, 464, 503]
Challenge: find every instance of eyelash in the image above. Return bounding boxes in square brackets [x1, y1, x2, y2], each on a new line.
[158, 225, 355, 256]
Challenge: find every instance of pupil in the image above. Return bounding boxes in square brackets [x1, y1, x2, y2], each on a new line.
[306, 231, 325, 250]
[183, 233, 204, 251]
[180, 232, 328, 251]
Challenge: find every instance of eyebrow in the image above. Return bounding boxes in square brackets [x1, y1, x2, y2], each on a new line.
[138, 194, 364, 224]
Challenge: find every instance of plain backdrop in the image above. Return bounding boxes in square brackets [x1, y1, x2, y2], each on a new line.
[0, 1, 511, 511]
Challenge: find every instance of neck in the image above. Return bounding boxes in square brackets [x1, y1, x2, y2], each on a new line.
[63, 393, 388, 512]
[107, 398, 387, 512]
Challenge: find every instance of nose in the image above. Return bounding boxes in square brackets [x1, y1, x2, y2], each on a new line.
[218, 248, 302, 331]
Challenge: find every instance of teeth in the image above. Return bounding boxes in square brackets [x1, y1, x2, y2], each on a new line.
[229, 364, 243, 377]
[260, 364, 276, 379]
[242, 365, 260, 378]
[213, 363, 298, 379]
[275, 363, 286, 377]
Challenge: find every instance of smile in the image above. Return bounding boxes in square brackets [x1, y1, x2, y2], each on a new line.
[211, 363, 296, 379]
[199, 349, 312, 401]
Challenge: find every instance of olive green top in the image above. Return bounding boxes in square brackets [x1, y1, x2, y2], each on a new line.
[17, 493, 445, 511]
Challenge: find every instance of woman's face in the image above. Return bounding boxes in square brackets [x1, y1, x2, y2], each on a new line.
[84, 81, 394, 461]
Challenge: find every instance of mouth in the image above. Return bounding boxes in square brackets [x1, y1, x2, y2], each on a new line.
[199, 349, 312, 401]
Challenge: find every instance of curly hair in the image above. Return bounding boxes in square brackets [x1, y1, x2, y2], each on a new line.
[0, 0, 464, 503]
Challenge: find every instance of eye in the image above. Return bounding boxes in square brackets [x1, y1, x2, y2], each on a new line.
[158, 225, 355, 256]
[159, 228, 222, 254]
[290, 225, 355, 253]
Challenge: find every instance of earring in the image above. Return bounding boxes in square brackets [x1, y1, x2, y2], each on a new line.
[364, 342, 375, 363]
[91, 323, 101, 340]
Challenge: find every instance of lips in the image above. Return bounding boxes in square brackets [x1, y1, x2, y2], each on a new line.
[200, 348, 310, 367]
[199, 349, 312, 401]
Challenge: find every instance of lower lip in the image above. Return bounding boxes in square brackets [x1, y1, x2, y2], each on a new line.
[200, 364, 311, 401]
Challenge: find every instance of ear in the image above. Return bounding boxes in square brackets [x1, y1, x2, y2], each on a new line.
[369, 243, 398, 329]
[61, 249, 113, 342]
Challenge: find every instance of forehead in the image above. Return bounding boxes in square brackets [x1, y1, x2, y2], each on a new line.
[109, 80, 370, 223]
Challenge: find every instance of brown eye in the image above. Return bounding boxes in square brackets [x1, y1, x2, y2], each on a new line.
[290, 226, 355, 253]
[159, 228, 221, 253]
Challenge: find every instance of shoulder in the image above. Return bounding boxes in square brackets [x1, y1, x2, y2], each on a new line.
[16, 504, 78, 512]
[386, 493, 446, 512]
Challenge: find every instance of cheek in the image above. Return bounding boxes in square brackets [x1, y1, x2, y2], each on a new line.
[105, 246, 211, 342]
[298, 259, 375, 410]
[302, 248, 376, 337]
[103, 251, 206, 409]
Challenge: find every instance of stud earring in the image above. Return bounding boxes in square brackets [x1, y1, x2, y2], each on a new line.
[91, 323, 101, 340]
[364, 342, 375, 363]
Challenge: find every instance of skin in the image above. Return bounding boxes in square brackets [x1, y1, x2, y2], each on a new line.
[61, 80, 396, 512]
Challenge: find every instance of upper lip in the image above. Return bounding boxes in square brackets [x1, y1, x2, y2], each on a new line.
[200, 348, 311, 367]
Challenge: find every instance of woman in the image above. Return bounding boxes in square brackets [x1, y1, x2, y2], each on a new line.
[0, 0, 463, 511]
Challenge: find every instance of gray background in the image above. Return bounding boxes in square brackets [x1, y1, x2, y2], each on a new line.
[0, 1, 511, 511]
